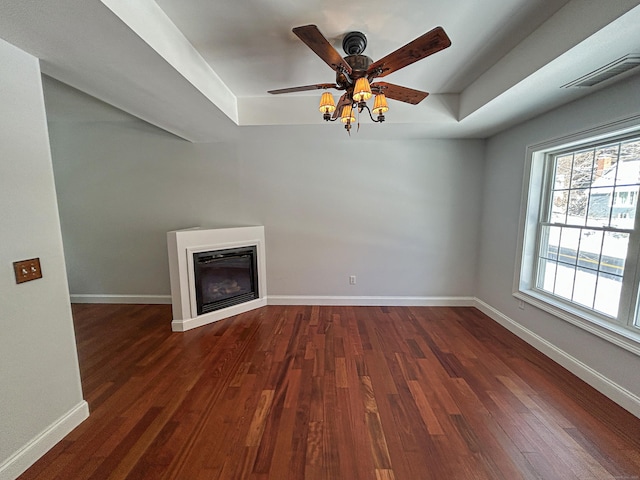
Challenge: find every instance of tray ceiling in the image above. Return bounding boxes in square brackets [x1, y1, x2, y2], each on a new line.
[1, 0, 639, 141]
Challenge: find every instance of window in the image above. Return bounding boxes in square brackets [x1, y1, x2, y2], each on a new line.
[516, 123, 640, 353]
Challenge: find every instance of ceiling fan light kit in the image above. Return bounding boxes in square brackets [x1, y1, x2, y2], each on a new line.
[372, 93, 389, 115]
[319, 91, 336, 120]
[340, 105, 356, 125]
[268, 24, 451, 135]
[353, 77, 372, 102]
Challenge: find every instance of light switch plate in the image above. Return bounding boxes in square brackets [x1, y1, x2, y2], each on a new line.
[13, 258, 43, 284]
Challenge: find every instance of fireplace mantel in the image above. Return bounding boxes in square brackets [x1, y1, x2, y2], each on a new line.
[167, 226, 267, 331]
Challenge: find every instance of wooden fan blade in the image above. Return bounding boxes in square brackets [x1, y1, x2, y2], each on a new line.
[293, 25, 352, 75]
[268, 83, 338, 94]
[367, 26, 451, 78]
[332, 93, 352, 119]
[371, 82, 429, 105]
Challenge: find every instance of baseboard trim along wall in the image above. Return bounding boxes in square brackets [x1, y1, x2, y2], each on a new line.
[266, 295, 476, 306]
[70, 294, 476, 307]
[0, 401, 89, 480]
[474, 298, 640, 419]
[70, 294, 172, 304]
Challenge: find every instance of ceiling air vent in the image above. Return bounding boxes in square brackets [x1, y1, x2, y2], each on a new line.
[562, 54, 640, 88]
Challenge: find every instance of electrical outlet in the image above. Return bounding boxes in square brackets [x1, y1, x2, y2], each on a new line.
[349, 275, 356, 285]
[13, 258, 42, 284]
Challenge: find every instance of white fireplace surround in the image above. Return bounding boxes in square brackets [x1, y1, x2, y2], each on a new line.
[167, 226, 267, 332]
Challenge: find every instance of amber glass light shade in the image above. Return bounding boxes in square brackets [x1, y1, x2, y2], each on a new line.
[341, 105, 355, 124]
[318, 92, 336, 113]
[372, 94, 389, 114]
[352, 77, 372, 102]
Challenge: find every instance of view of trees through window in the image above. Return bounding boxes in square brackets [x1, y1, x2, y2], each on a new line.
[536, 137, 640, 319]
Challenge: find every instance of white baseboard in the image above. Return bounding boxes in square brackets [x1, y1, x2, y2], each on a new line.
[70, 294, 172, 304]
[266, 295, 476, 306]
[69, 294, 474, 307]
[0, 401, 89, 480]
[474, 298, 640, 419]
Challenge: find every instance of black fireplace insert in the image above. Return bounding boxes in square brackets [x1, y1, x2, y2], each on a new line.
[193, 245, 259, 315]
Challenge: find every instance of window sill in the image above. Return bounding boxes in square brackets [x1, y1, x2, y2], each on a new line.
[513, 289, 640, 357]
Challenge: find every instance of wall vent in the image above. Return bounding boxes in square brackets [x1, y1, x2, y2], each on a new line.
[562, 54, 640, 88]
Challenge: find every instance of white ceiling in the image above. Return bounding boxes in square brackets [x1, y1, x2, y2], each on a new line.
[1, 0, 640, 142]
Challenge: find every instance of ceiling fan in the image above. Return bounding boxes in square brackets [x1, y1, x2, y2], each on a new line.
[268, 24, 451, 132]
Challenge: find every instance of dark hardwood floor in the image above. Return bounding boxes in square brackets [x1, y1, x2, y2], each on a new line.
[19, 304, 640, 479]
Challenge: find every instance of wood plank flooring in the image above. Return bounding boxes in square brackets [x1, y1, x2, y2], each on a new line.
[19, 304, 640, 479]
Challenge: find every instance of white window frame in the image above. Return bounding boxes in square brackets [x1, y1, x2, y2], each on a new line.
[514, 115, 640, 357]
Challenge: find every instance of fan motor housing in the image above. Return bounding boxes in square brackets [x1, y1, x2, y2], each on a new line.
[345, 54, 372, 71]
[336, 54, 372, 88]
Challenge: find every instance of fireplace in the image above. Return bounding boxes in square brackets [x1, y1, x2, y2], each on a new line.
[167, 226, 267, 332]
[193, 246, 259, 315]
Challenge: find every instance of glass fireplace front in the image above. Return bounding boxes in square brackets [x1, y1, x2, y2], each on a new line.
[193, 245, 258, 315]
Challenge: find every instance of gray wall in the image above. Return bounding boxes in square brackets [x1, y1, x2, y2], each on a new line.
[47, 112, 485, 299]
[0, 39, 84, 476]
[477, 74, 640, 403]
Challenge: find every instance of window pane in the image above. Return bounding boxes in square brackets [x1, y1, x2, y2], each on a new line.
[554, 155, 573, 189]
[567, 189, 588, 225]
[558, 227, 579, 265]
[573, 267, 597, 309]
[539, 225, 560, 261]
[601, 231, 627, 276]
[537, 258, 557, 292]
[551, 190, 568, 223]
[586, 186, 612, 227]
[616, 140, 640, 185]
[594, 272, 621, 317]
[571, 149, 595, 188]
[577, 229, 602, 271]
[553, 263, 575, 300]
[611, 186, 638, 229]
[594, 144, 619, 184]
